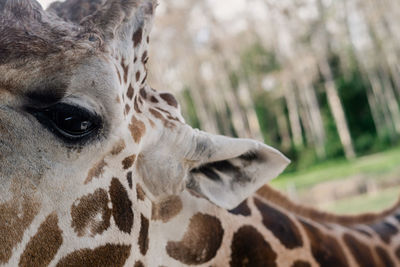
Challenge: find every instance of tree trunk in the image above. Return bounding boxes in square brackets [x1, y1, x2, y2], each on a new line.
[316, 54, 356, 159]
[283, 78, 303, 148]
[315, 0, 355, 159]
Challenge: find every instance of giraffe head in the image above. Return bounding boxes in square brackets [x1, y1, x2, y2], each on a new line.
[0, 0, 289, 264]
[0, 0, 289, 209]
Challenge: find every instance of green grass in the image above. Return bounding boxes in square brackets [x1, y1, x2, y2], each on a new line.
[269, 146, 400, 214]
[321, 186, 400, 214]
[271, 146, 400, 191]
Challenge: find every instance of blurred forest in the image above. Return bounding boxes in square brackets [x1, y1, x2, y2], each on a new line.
[145, 0, 400, 212]
[149, 0, 400, 174]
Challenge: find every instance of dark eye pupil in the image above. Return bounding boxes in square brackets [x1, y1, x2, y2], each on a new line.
[55, 113, 93, 135]
[47, 105, 97, 138]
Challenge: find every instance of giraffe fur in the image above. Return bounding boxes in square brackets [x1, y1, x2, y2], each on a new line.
[0, 0, 400, 266]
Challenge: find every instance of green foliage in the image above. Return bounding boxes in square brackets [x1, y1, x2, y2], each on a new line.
[336, 68, 377, 153]
[291, 148, 319, 172]
[181, 88, 201, 129]
[240, 43, 280, 78]
[229, 71, 240, 90]
[253, 92, 279, 145]
[316, 82, 345, 159]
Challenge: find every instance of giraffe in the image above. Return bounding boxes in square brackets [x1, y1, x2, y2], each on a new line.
[1, 0, 400, 266]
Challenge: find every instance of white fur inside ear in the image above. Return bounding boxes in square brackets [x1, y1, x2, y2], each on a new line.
[186, 135, 290, 210]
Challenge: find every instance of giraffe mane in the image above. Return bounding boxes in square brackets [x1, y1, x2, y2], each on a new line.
[256, 184, 400, 225]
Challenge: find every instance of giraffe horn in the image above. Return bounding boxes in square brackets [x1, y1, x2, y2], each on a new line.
[1, 0, 43, 19]
[46, 0, 105, 24]
[81, 0, 157, 40]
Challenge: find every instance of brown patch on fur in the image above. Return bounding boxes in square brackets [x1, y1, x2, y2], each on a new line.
[127, 84, 134, 100]
[254, 198, 303, 249]
[149, 108, 175, 128]
[375, 246, 394, 267]
[257, 185, 400, 225]
[121, 58, 129, 84]
[148, 119, 156, 128]
[0, 192, 40, 264]
[136, 71, 141, 82]
[141, 71, 148, 84]
[299, 218, 349, 267]
[368, 221, 398, 243]
[138, 95, 144, 104]
[133, 27, 143, 47]
[129, 115, 146, 143]
[351, 226, 373, 238]
[343, 233, 377, 267]
[134, 261, 144, 267]
[125, 104, 131, 115]
[127, 172, 133, 189]
[228, 200, 251, 217]
[230, 225, 277, 267]
[109, 178, 134, 234]
[122, 155, 136, 170]
[116, 95, 121, 103]
[167, 115, 181, 122]
[136, 184, 146, 201]
[56, 244, 131, 267]
[149, 108, 164, 119]
[155, 107, 173, 116]
[84, 158, 107, 184]
[134, 96, 142, 113]
[19, 213, 62, 267]
[152, 196, 183, 223]
[166, 213, 223, 265]
[150, 96, 159, 103]
[142, 51, 148, 64]
[139, 214, 150, 255]
[160, 93, 178, 108]
[110, 139, 126, 155]
[140, 88, 147, 99]
[291, 261, 311, 267]
[71, 189, 111, 237]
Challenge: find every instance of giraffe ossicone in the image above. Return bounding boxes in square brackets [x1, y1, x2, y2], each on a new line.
[1, 0, 400, 266]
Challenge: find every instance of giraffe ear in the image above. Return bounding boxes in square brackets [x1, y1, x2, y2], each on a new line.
[186, 131, 290, 210]
[136, 127, 289, 209]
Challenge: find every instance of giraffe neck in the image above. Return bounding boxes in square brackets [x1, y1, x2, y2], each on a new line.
[149, 185, 400, 267]
[250, 187, 400, 267]
[4, 176, 400, 266]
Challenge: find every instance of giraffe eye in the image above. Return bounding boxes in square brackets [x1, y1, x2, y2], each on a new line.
[30, 103, 101, 142]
